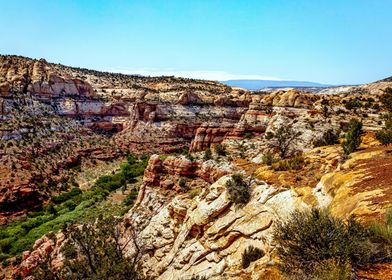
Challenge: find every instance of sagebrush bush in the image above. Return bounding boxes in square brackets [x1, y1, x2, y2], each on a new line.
[242, 245, 265, 268]
[369, 208, 392, 260]
[226, 174, 251, 205]
[273, 208, 373, 278]
[262, 150, 277, 166]
[272, 154, 305, 171]
[312, 258, 352, 280]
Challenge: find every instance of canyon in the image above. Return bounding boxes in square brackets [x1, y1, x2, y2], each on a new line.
[1, 55, 392, 279]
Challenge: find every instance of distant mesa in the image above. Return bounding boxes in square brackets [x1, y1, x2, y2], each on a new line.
[221, 79, 331, 90]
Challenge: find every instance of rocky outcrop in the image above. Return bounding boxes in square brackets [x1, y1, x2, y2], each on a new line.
[15, 233, 65, 278]
[260, 89, 319, 108]
[189, 107, 272, 152]
[190, 123, 239, 151]
[131, 175, 308, 279]
[143, 155, 236, 188]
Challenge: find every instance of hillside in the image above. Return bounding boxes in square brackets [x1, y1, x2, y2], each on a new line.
[378, 76, 392, 83]
[1, 55, 392, 279]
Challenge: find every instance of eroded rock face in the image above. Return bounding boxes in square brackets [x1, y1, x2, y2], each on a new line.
[14, 232, 65, 278]
[131, 175, 308, 279]
[143, 155, 236, 188]
[260, 89, 319, 108]
[190, 123, 239, 151]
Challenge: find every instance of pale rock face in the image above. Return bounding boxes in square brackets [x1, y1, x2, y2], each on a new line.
[312, 180, 333, 208]
[261, 89, 319, 108]
[238, 104, 272, 133]
[134, 175, 308, 279]
[264, 110, 346, 154]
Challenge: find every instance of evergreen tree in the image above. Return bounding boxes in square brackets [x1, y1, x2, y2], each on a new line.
[342, 119, 363, 155]
[376, 113, 392, 145]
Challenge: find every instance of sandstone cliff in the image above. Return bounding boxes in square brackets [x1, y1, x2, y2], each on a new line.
[2, 55, 392, 279]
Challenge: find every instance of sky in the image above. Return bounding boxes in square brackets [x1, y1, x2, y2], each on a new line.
[1, 0, 391, 85]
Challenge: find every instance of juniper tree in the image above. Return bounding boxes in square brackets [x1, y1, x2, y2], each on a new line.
[268, 123, 301, 159]
[342, 119, 363, 155]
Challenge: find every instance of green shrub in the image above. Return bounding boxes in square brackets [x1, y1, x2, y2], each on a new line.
[376, 113, 392, 145]
[242, 245, 265, 268]
[214, 144, 226, 156]
[203, 148, 212, 160]
[159, 155, 169, 161]
[310, 259, 353, 280]
[43, 203, 57, 215]
[0, 238, 13, 254]
[126, 153, 137, 165]
[94, 174, 125, 192]
[262, 150, 277, 166]
[342, 119, 363, 155]
[376, 130, 392, 145]
[181, 147, 189, 155]
[179, 178, 188, 192]
[344, 98, 362, 110]
[380, 87, 392, 112]
[226, 174, 251, 205]
[123, 189, 139, 206]
[63, 200, 77, 210]
[369, 208, 392, 259]
[244, 132, 253, 139]
[273, 208, 373, 278]
[52, 187, 82, 204]
[2, 259, 9, 268]
[188, 188, 200, 199]
[264, 131, 274, 140]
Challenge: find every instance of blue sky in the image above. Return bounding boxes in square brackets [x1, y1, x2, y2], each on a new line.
[1, 0, 391, 85]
